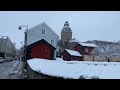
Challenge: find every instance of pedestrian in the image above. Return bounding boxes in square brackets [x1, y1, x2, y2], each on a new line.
[108, 58, 110, 62]
[19, 57, 20, 61]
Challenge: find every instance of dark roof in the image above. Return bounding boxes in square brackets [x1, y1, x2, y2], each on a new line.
[27, 39, 56, 50]
[69, 42, 78, 50]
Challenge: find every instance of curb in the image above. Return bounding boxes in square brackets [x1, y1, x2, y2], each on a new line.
[9, 61, 21, 75]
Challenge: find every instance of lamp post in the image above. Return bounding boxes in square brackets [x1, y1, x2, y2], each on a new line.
[18, 25, 28, 70]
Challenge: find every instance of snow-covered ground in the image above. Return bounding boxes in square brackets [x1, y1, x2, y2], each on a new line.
[27, 58, 120, 79]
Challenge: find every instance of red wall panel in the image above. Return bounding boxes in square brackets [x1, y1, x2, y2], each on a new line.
[62, 51, 71, 61]
[32, 43, 52, 60]
[75, 44, 83, 55]
[75, 44, 94, 55]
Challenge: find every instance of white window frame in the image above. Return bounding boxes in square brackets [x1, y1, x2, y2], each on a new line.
[85, 48, 88, 52]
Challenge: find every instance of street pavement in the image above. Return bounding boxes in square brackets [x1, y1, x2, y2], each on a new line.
[0, 60, 23, 79]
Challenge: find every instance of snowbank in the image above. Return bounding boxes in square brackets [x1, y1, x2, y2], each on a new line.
[27, 58, 120, 79]
[55, 58, 64, 61]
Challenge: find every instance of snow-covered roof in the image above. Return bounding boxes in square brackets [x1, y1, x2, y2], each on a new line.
[28, 22, 59, 37]
[28, 22, 44, 30]
[27, 58, 120, 79]
[79, 42, 98, 47]
[69, 39, 80, 43]
[65, 49, 82, 57]
[70, 39, 98, 47]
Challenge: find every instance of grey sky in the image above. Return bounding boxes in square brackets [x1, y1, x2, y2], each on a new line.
[0, 11, 120, 49]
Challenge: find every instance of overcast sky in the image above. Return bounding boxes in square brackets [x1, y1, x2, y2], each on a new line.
[0, 11, 120, 49]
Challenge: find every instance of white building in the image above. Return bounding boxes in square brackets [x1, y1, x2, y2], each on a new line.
[27, 22, 60, 58]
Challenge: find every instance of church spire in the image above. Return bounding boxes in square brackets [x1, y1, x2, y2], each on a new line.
[62, 21, 71, 32]
[64, 21, 69, 26]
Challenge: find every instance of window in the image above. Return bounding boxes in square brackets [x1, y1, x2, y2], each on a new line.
[85, 48, 88, 52]
[51, 40, 54, 46]
[42, 29, 44, 34]
[51, 40, 52, 44]
[84, 55, 87, 58]
[53, 40, 54, 46]
[44, 29, 45, 34]
[42, 29, 45, 34]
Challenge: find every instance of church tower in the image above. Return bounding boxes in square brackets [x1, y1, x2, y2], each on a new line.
[61, 21, 72, 43]
[60, 21, 72, 52]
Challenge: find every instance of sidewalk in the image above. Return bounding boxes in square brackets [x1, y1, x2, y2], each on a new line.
[9, 60, 23, 79]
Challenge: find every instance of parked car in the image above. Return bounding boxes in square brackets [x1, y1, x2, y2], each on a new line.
[5, 57, 13, 62]
[0, 57, 5, 63]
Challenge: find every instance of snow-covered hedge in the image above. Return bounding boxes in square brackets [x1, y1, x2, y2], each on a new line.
[27, 58, 120, 79]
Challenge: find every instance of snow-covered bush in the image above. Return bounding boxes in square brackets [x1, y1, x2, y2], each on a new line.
[91, 76, 99, 79]
[93, 44, 120, 58]
[79, 75, 86, 79]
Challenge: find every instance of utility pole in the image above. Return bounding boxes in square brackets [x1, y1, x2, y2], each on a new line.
[18, 25, 28, 78]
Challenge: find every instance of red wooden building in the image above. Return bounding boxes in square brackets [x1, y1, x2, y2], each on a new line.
[74, 42, 97, 55]
[61, 49, 83, 61]
[26, 39, 56, 60]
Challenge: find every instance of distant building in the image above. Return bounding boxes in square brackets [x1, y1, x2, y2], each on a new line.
[60, 21, 72, 52]
[74, 42, 97, 55]
[61, 49, 83, 61]
[86, 40, 120, 58]
[26, 39, 56, 60]
[16, 48, 23, 59]
[85, 40, 119, 46]
[27, 22, 60, 58]
[69, 38, 97, 55]
[59, 21, 98, 59]
[0, 36, 16, 58]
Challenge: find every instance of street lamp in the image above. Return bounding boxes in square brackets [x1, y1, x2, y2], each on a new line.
[18, 25, 28, 70]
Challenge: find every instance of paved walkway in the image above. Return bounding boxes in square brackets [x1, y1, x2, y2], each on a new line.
[0, 60, 23, 79]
